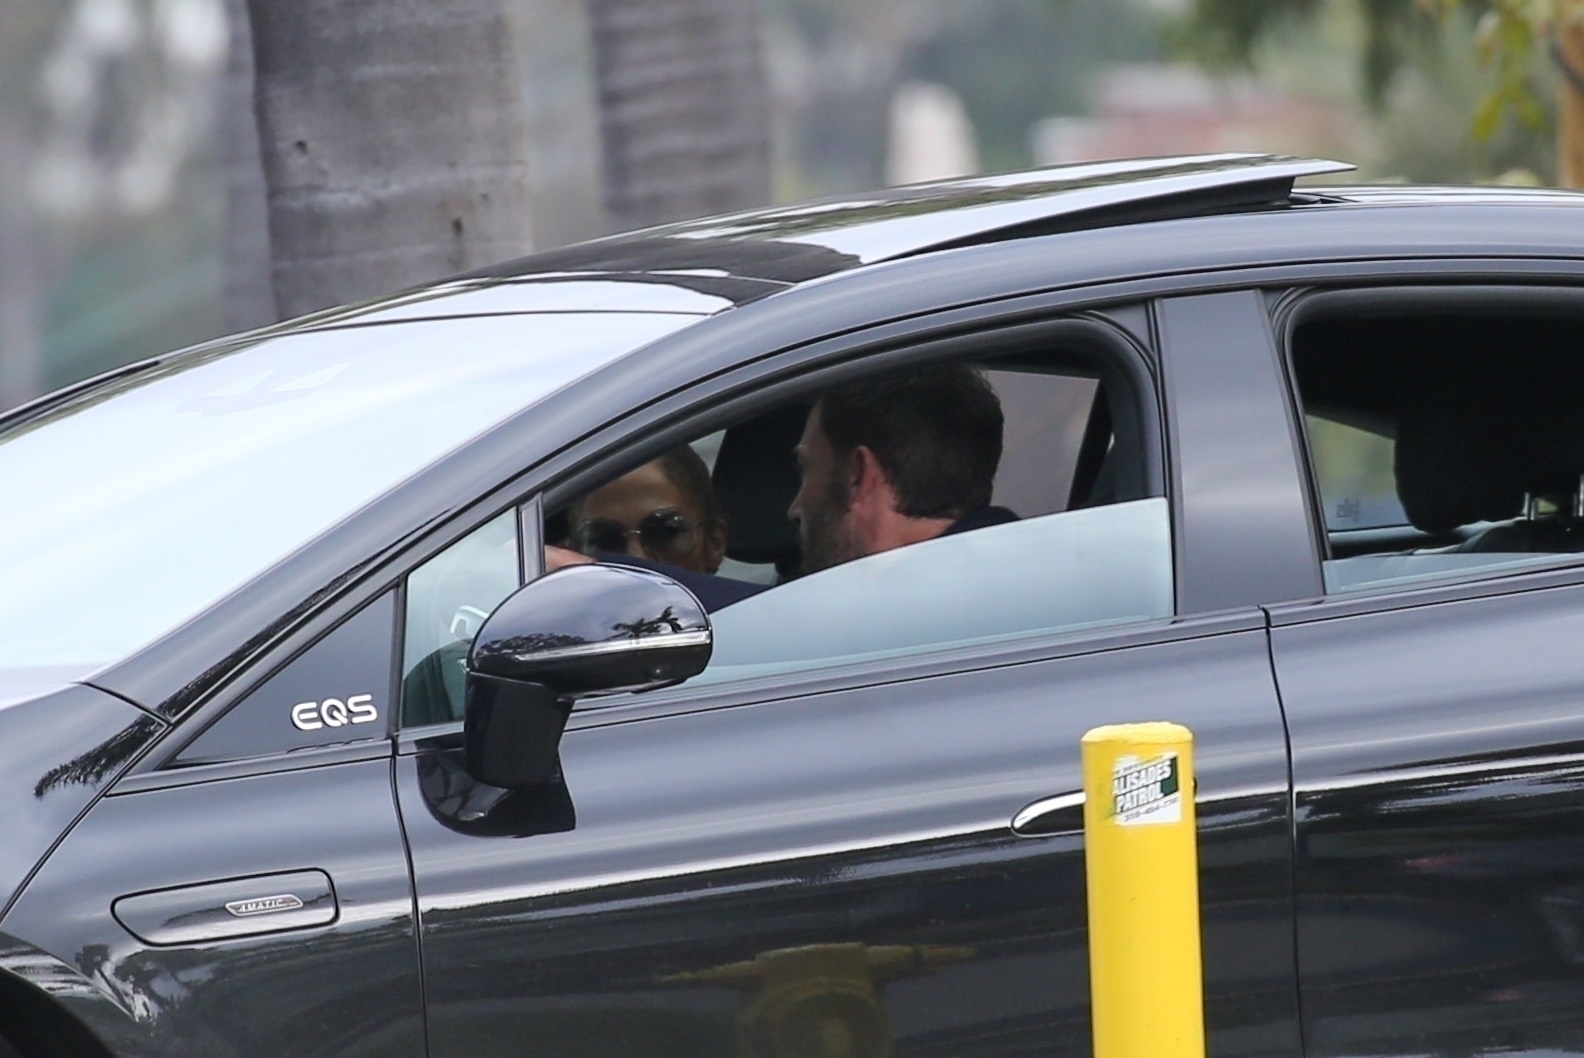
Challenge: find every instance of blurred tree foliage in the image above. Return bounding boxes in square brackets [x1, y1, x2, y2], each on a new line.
[1179, 0, 1584, 183]
[899, 1, 1161, 173]
[1179, 0, 1425, 107]
[769, 0, 1164, 193]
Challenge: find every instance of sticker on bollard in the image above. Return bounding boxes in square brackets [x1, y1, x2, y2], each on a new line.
[1111, 751, 1181, 825]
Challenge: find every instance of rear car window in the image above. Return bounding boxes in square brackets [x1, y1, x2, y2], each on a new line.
[1306, 415, 1406, 531]
[1291, 295, 1584, 594]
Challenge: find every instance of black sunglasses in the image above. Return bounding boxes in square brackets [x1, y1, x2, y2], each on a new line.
[571, 508, 701, 560]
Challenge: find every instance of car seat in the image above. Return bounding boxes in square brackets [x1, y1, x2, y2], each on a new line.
[1395, 377, 1584, 552]
[710, 402, 811, 580]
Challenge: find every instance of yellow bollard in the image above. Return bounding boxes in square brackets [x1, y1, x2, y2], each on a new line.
[1081, 721, 1205, 1058]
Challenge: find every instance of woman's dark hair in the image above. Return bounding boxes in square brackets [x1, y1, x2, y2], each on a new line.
[564, 444, 721, 531]
[654, 444, 721, 525]
[818, 364, 1003, 518]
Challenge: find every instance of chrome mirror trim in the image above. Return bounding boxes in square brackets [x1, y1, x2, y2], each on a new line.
[507, 629, 712, 665]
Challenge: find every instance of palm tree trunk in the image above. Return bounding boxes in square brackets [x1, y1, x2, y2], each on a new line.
[1559, 19, 1584, 188]
[247, 0, 535, 318]
[222, 0, 276, 330]
[0, 5, 51, 409]
[588, 0, 771, 231]
[0, 109, 47, 410]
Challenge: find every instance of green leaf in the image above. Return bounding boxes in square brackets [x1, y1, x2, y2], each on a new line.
[1502, 9, 1536, 54]
[1515, 85, 1549, 128]
[1473, 87, 1505, 140]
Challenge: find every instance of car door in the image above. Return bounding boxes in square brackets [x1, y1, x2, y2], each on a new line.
[393, 295, 1305, 1058]
[1269, 283, 1584, 1058]
[0, 591, 425, 1057]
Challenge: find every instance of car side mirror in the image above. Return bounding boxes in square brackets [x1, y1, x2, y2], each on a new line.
[463, 563, 712, 788]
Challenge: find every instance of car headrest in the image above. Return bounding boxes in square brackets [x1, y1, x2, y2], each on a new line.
[712, 402, 811, 572]
[1395, 379, 1584, 533]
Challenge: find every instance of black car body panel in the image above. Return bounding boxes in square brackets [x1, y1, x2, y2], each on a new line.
[1272, 577, 1584, 1057]
[2, 753, 422, 1058]
[0, 684, 163, 920]
[400, 611, 1296, 1058]
[5, 156, 1584, 1057]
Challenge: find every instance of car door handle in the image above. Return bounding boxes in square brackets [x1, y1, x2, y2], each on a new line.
[1011, 790, 1085, 837]
[113, 869, 338, 946]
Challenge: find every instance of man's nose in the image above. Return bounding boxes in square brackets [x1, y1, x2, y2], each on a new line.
[787, 492, 802, 524]
[621, 534, 646, 558]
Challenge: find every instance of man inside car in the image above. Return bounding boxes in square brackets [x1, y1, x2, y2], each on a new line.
[547, 363, 1016, 608]
[788, 362, 1015, 573]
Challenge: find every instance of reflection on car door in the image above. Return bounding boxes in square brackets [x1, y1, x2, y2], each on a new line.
[1, 592, 424, 1056]
[5, 756, 424, 1055]
[396, 612, 1297, 1058]
[1272, 580, 1584, 1058]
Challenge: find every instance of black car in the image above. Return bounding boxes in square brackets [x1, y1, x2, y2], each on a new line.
[5, 153, 1584, 1058]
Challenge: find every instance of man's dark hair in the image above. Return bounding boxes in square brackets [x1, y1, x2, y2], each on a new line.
[654, 444, 721, 525]
[818, 364, 1003, 518]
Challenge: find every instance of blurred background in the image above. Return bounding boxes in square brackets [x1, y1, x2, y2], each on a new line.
[0, 0, 1567, 410]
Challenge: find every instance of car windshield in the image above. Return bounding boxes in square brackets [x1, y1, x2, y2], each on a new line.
[0, 311, 699, 676]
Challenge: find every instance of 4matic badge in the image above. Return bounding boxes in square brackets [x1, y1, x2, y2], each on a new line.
[225, 894, 305, 918]
[1110, 751, 1182, 826]
[291, 694, 378, 732]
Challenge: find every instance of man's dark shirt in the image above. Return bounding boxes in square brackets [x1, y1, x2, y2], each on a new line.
[603, 505, 1019, 613]
[940, 504, 1019, 536]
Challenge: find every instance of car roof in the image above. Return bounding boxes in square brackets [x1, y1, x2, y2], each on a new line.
[252, 158, 1584, 332]
[254, 154, 1353, 331]
[447, 153, 1354, 294]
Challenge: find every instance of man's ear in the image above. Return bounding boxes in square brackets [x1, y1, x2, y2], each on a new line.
[848, 445, 895, 512]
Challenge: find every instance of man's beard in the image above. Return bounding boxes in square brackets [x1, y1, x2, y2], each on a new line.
[798, 475, 864, 574]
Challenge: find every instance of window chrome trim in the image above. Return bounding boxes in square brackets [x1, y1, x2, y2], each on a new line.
[519, 495, 543, 583]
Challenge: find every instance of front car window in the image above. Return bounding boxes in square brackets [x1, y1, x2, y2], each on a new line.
[401, 511, 522, 726]
[548, 345, 1172, 695]
[0, 311, 700, 675]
